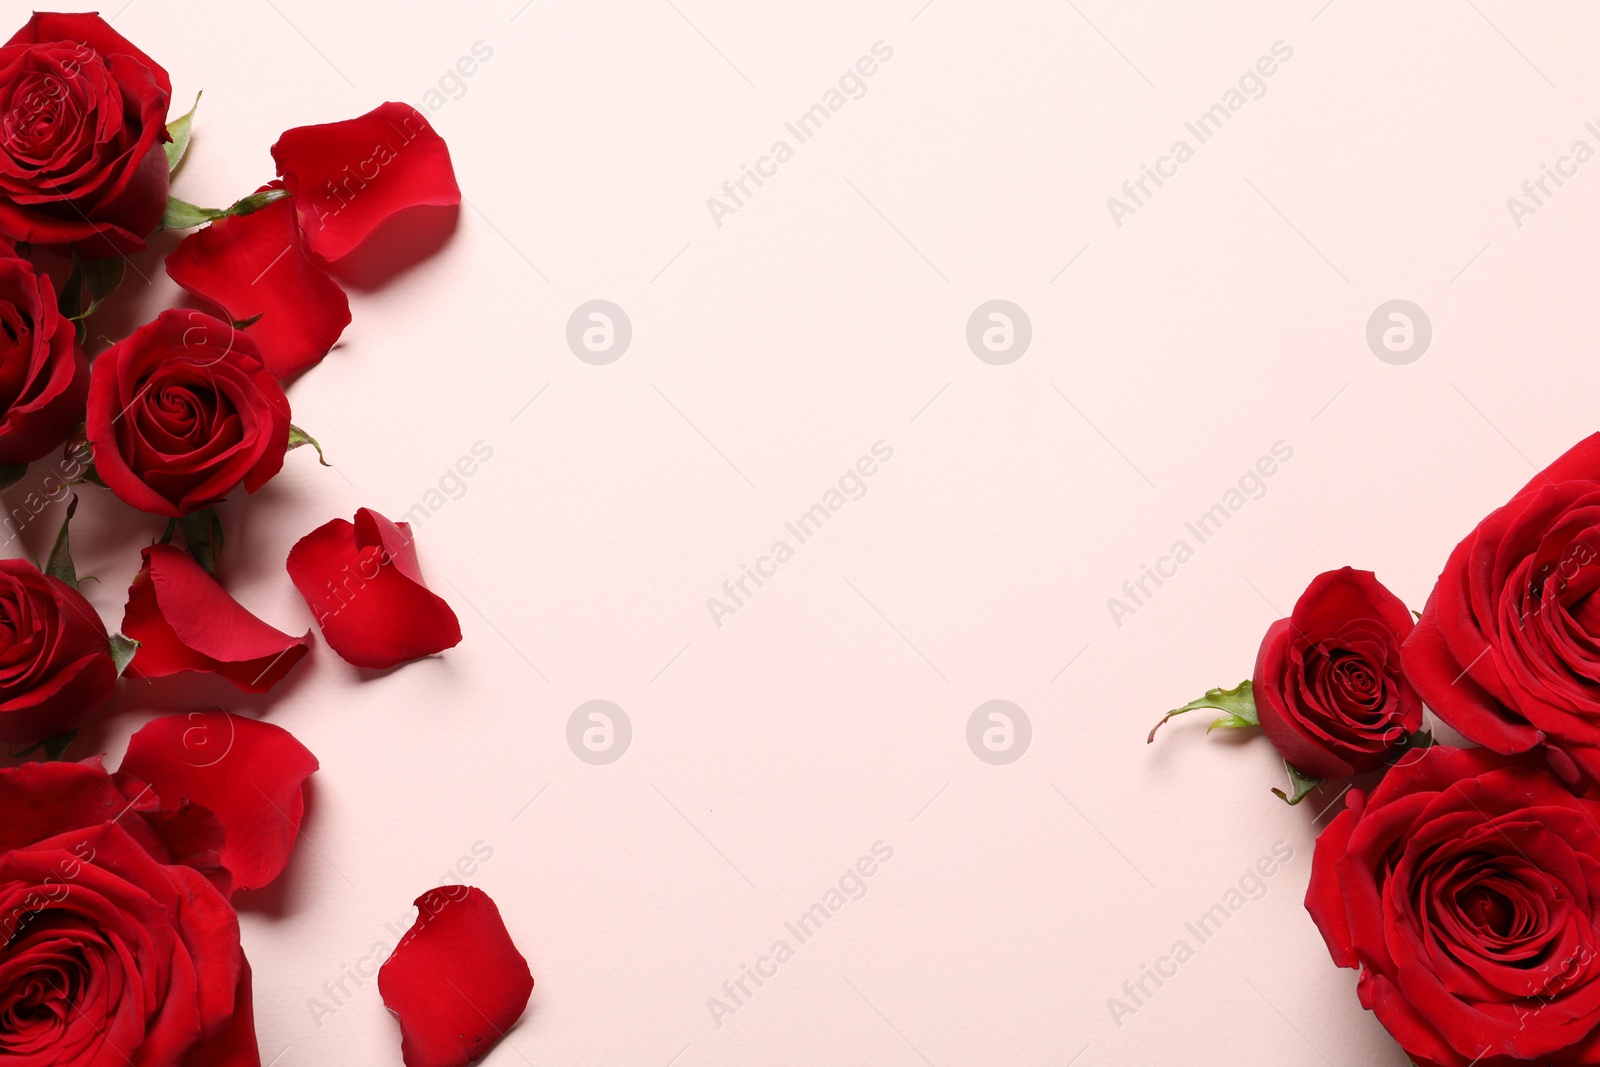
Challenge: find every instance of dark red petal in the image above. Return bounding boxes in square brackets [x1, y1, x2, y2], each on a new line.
[0, 758, 128, 852]
[119, 711, 319, 891]
[121, 544, 311, 692]
[272, 102, 460, 262]
[378, 887, 533, 1067]
[6, 12, 173, 96]
[166, 187, 351, 379]
[286, 509, 461, 670]
[183, 957, 262, 1067]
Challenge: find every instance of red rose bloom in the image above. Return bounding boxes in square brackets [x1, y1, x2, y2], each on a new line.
[0, 759, 258, 1065]
[85, 308, 291, 517]
[0, 241, 87, 465]
[287, 507, 461, 669]
[1403, 433, 1600, 785]
[0, 557, 116, 746]
[122, 544, 312, 693]
[0, 12, 171, 255]
[271, 101, 460, 263]
[1307, 746, 1600, 1066]
[1254, 567, 1421, 779]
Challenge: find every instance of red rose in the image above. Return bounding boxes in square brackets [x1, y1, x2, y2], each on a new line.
[1253, 567, 1421, 779]
[379, 886, 532, 1067]
[287, 507, 461, 669]
[0, 12, 171, 255]
[122, 544, 312, 692]
[166, 183, 351, 379]
[0, 241, 87, 465]
[86, 308, 291, 517]
[0, 557, 116, 745]
[1307, 745, 1600, 1066]
[271, 102, 460, 263]
[1403, 433, 1600, 785]
[0, 759, 258, 1065]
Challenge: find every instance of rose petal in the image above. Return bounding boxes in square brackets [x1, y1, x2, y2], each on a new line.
[166, 185, 351, 379]
[121, 544, 312, 692]
[286, 507, 461, 670]
[272, 102, 460, 263]
[378, 887, 533, 1067]
[119, 711, 319, 892]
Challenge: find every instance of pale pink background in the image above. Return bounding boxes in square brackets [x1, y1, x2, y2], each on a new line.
[13, 0, 1600, 1063]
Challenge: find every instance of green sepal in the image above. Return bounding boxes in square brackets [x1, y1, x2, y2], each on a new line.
[10, 731, 75, 762]
[109, 633, 140, 677]
[1148, 680, 1257, 743]
[234, 313, 264, 330]
[176, 508, 223, 574]
[162, 187, 288, 230]
[165, 91, 200, 173]
[287, 424, 330, 466]
[45, 494, 81, 590]
[0, 463, 26, 491]
[1272, 762, 1322, 806]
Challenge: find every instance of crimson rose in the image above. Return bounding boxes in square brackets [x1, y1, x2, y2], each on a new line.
[0, 759, 258, 1065]
[0, 241, 86, 465]
[1403, 433, 1600, 785]
[0, 557, 116, 746]
[1308, 746, 1600, 1066]
[1254, 567, 1421, 779]
[0, 12, 171, 255]
[85, 308, 291, 517]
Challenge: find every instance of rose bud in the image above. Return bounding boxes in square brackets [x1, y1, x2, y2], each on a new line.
[287, 507, 461, 670]
[0, 13, 171, 255]
[121, 544, 312, 692]
[1254, 567, 1421, 780]
[379, 886, 533, 1067]
[271, 101, 460, 263]
[0, 557, 116, 745]
[1308, 746, 1600, 1065]
[0, 760, 259, 1063]
[166, 183, 351, 379]
[0, 242, 88, 466]
[85, 308, 291, 517]
[1404, 433, 1600, 787]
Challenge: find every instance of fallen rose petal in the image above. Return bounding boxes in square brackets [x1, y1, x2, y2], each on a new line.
[286, 507, 461, 670]
[122, 544, 312, 692]
[166, 184, 351, 379]
[272, 102, 460, 263]
[119, 711, 319, 892]
[378, 887, 533, 1067]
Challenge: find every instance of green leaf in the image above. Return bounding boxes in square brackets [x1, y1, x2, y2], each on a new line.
[45, 494, 80, 590]
[162, 195, 228, 229]
[288, 424, 330, 466]
[165, 91, 201, 173]
[109, 633, 140, 677]
[1148, 680, 1257, 743]
[233, 312, 264, 330]
[0, 463, 26, 491]
[162, 187, 290, 230]
[1271, 762, 1323, 806]
[177, 508, 223, 574]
